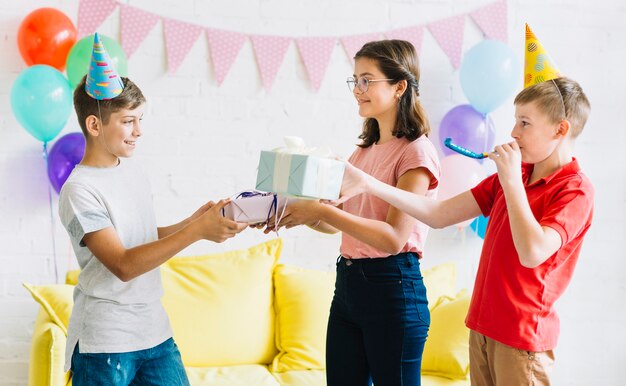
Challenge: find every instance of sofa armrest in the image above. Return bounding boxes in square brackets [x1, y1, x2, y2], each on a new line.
[29, 308, 70, 386]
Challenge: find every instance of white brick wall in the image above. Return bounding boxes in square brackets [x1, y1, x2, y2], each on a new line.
[1, 0, 624, 384]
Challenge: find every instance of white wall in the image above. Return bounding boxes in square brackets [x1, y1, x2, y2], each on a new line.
[0, 0, 624, 384]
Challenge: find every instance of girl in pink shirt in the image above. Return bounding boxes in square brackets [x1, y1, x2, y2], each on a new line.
[274, 40, 440, 386]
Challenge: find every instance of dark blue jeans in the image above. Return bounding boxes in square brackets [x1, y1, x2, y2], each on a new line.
[326, 253, 430, 386]
[71, 338, 190, 386]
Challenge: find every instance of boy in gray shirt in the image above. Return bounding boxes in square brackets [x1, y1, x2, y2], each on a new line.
[58, 33, 247, 385]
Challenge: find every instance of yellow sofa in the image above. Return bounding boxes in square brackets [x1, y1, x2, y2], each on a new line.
[24, 238, 471, 386]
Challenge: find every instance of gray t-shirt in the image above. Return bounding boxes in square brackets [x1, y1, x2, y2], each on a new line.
[58, 158, 172, 371]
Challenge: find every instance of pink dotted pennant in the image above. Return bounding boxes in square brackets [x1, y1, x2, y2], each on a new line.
[77, 0, 118, 38]
[296, 37, 336, 91]
[120, 5, 160, 58]
[340, 33, 380, 64]
[386, 26, 425, 55]
[163, 18, 203, 74]
[206, 28, 247, 86]
[427, 15, 466, 69]
[250, 35, 291, 91]
[470, 0, 508, 43]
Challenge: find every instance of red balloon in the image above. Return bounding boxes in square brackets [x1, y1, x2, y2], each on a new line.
[17, 8, 77, 71]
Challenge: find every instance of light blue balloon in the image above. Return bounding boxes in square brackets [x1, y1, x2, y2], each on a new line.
[460, 40, 521, 115]
[10, 65, 72, 143]
[470, 215, 489, 239]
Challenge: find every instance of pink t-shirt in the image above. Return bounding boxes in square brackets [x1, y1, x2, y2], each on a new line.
[340, 136, 440, 259]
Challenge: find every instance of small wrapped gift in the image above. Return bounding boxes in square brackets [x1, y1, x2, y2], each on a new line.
[222, 191, 290, 224]
[255, 136, 345, 200]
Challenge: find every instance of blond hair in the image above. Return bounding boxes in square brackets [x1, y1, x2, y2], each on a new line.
[514, 77, 590, 138]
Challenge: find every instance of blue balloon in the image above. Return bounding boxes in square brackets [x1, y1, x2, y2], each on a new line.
[470, 215, 489, 239]
[460, 40, 521, 114]
[10, 65, 72, 143]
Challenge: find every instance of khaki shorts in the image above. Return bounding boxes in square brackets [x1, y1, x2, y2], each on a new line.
[469, 330, 555, 386]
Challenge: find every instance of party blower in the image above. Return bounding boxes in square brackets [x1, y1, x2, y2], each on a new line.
[444, 138, 489, 159]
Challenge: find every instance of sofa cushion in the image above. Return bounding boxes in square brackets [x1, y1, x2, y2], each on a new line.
[28, 309, 70, 386]
[185, 364, 280, 386]
[161, 238, 282, 367]
[272, 265, 335, 372]
[421, 291, 471, 380]
[271, 369, 326, 386]
[422, 262, 457, 310]
[23, 283, 74, 335]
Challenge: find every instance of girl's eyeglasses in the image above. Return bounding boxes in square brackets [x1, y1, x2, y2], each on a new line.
[346, 77, 393, 93]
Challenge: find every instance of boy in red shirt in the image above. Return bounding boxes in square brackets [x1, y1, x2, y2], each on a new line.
[332, 25, 593, 385]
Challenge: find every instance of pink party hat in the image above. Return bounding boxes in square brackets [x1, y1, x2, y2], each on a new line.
[85, 33, 124, 100]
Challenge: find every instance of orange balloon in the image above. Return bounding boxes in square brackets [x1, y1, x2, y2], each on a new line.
[17, 8, 77, 71]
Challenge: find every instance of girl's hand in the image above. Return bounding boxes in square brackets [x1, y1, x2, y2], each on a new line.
[264, 199, 323, 233]
[328, 161, 370, 206]
[488, 141, 523, 187]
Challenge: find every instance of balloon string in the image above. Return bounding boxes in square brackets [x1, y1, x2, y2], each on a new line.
[43, 142, 60, 284]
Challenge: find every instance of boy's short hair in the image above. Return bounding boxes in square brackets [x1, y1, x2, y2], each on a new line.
[514, 77, 590, 138]
[73, 76, 146, 137]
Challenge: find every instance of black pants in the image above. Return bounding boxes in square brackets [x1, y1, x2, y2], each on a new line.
[326, 252, 430, 386]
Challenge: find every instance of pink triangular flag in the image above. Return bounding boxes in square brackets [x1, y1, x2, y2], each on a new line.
[296, 37, 336, 91]
[206, 28, 247, 86]
[77, 0, 118, 38]
[163, 18, 203, 74]
[250, 35, 291, 91]
[120, 5, 160, 58]
[470, 0, 508, 43]
[386, 26, 425, 55]
[427, 15, 466, 69]
[340, 33, 380, 63]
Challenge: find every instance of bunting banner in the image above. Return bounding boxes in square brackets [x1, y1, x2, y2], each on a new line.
[250, 35, 291, 91]
[386, 26, 425, 55]
[206, 29, 247, 86]
[76, 0, 508, 91]
[296, 37, 336, 91]
[163, 18, 203, 74]
[470, 0, 508, 42]
[77, 0, 117, 38]
[427, 15, 466, 69]
[120, 4, 159, 58]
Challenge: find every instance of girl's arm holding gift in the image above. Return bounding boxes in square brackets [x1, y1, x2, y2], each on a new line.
[272, 168, 431, 255]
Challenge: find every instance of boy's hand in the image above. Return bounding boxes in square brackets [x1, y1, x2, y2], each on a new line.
[328, 161, 369, 206]
[264, 199, 323, 233]
[195, 199, 247, 242]
[188, 200, 216, 222]
[489, 141, 523, 187]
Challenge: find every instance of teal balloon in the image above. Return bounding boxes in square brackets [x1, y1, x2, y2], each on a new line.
[470, 215, 489, 239]
[460, 40, 521, 114]
[66, 34, 128, 89]
[10, 65, 72, 143]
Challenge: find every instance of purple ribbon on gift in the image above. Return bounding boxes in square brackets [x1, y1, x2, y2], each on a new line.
[222, 190, 287, 228]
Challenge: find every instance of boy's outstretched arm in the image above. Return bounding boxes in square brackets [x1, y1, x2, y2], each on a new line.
[83, 199, 247, 282]
[157, 200, 215, 239]
[334, 161, 482, 229]
[489, 142, 561, 268]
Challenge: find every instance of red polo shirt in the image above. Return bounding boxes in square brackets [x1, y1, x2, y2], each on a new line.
[467, 158, 594, 351]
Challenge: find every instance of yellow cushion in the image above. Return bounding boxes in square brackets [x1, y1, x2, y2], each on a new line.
[421, 292, 471, 380]
[422, 262, 457, 311]
[271, 265, 335, 372]
[185, 364, 280, 386]
[23, 283, 74, 335]
[271, 369, 326, 386]
[161, 239, 283, 367]
[421, 375, 471, 386]
[28, 309, 70, 386]
[65, 269, 80, 285]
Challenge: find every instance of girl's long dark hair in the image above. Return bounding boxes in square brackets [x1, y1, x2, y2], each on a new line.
[355, 40, 430, 147]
